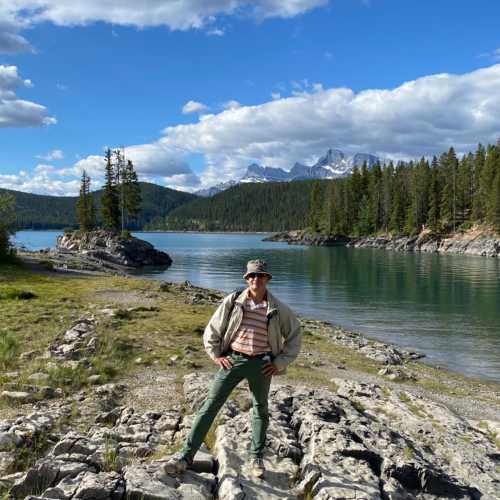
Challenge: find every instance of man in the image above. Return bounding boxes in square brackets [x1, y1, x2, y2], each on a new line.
[164, 259, 301, 479]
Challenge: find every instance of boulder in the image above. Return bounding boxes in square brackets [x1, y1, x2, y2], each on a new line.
[56, 230, 172, 268]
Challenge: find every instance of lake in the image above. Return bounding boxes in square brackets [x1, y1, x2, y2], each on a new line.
[13, 230, 500, 382]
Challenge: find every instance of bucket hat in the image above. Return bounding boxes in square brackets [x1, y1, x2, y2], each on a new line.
[243, 259, 272, 280]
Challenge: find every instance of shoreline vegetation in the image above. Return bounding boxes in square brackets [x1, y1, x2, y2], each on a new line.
[0, 256, 498, 497]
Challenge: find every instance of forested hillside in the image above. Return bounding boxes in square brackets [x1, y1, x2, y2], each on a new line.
[148, 141, 500, 235]
[4, 182, 196, 230]
[148, 181, 316, 232]
[308, 141, 500, 236]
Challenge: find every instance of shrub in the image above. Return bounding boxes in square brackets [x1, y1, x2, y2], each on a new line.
[0, 333, 19, 369]
[0, 289, 37, 300]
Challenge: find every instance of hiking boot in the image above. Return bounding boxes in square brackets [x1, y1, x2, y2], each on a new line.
[250, 457, 265, 478]
[162, 453, 191, 475]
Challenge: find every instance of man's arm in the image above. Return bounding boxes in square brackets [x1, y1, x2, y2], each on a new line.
[272, 310, 301, 372]
[203, 294, 234, 360]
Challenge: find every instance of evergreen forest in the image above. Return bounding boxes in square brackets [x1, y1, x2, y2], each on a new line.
[153, 180, 316, 232]
[2, 182, 196, 230]
[308, 141, 500, 236]
[157, 140, 500, 235]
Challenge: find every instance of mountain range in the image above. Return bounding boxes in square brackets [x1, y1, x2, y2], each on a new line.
[195, 149, 381, 196]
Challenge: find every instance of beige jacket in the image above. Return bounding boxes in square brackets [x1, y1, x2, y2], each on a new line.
[203, 289, 301, 373]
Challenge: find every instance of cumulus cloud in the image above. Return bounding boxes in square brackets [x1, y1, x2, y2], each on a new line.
[2, 140, 202, 195]
[0, 171, 80, 196]
[0, 65, 56, 127]
[0, 10, 33, 54]
[37, 149, 64, 161]
[72, 143, 201, 188]
[152, 64, 500, 187]
[1, 1, 327, 33]
[182, 100, 209, 114]
[9, 63, 500, 195]
[222, 100, 241, 110]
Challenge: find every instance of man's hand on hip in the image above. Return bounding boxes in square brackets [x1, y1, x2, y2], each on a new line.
[214, 356, 233, 369]
[262, 362, 279, 377]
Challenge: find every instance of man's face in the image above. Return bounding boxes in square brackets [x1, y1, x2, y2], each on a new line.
[246, 273, 270, 293]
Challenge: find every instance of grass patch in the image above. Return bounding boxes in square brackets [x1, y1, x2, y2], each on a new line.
[0, 265, 214, 398]
[398, 392, 427, 418]
[478, 421, 500, 449]
[285, 364, 338, 392]
[101, 439, 121, 472]
[0, 333, 19, 370]
[403, 445, 414, 460]
[351, 400, 366, 413]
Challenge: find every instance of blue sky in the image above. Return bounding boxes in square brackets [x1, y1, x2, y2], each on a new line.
[1, 0, 500, 195]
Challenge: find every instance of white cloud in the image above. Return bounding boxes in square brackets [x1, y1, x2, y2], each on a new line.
[0, 65, 56, 127]
[222, 100, 241, 110]
[207, 27, 225, 36]
[1, 1, 328, 33]
[37, 149, 64, 161]
[153, 64, 500, 187]
[182, 100, 209, 114]
[161, 173, 201, 192]
[0, 12, 33, 54]
[271, 92, 281, 100]
[73, 143, 200, 184]
[0, 172, 80, 196]
[9, 63, 500, 195]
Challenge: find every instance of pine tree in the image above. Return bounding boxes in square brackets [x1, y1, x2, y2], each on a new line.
[427, 158, 440, 232]
[368, 162, 383, 232]
[307, 182, 323, 233]
[389, 167, 406, 234]
[101, 148, 120, 232]
[484, 143, 500, 226]
[381, 162, 394, 232]
[471, 143, 486, 221]
[357, 194, 372, 235]
[76, 170, 95, 232]
[491, 169, 500, 232]
[0, 193, 15, 262]
[123, 159, 142, 228]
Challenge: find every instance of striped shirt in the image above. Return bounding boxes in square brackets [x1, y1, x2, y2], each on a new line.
[230, 294, 271, 356]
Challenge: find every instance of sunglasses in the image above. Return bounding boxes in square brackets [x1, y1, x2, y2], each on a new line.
[246, 273, 268, 279]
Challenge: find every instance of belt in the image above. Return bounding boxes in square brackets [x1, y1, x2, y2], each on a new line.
[228, 349, 272, 360]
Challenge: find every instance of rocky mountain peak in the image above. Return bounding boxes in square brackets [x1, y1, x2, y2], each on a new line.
[195, 148, 384, 196]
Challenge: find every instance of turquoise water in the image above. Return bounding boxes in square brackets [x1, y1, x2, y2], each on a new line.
[13, 230, 500, 381]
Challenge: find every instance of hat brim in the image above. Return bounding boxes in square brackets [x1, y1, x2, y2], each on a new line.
[243, 272, 272, 280]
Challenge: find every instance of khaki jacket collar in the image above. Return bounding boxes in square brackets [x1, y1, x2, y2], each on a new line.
[235, 287, 279, 316]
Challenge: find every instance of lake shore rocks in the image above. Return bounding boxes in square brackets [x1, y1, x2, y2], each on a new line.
[264, 230, 350, 247]
[265, 228, 500, 257]
[3, 374, 496, 498]
[56, 230, 173, 269]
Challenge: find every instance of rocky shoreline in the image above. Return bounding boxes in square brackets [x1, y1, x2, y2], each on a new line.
[17, 230, 173, 275]
[265, 228, 500, 257]
[1, 263, 498, 498]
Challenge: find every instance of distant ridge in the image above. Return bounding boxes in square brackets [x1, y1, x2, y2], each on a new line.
[2, 182, 197, 230]
[195, 148, 382, 196]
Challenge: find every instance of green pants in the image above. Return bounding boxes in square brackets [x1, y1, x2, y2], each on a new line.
[181, 351, 272, 460]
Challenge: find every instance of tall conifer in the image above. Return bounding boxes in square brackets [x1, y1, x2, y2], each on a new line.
[76, 170, 95, 232]
[101, 148, 120, 232]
